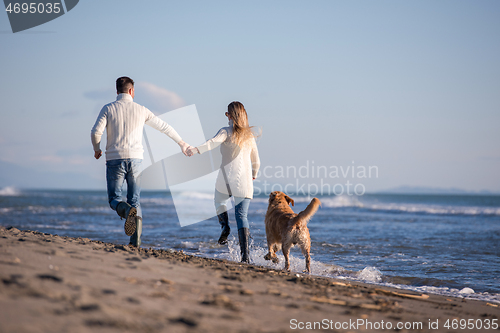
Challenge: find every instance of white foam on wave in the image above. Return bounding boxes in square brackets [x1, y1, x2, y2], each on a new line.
[180, 241, 198, 249]
[390, 284, 499, 303]
[357, 267, 383, 283]
[141, 197, 173, 205]
[24, 206, 111, 214]
[321, 195, 364, 208]
[459, 287, 475, 294]
[282, 194, 500, 216]
[258, 193, 500, 216]
[0, 186, 21, 196]
[141, 191, 213, 206]
[364, 202, 500, 216]
[176, 191, 214, 200]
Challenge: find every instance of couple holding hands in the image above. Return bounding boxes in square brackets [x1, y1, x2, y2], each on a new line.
[91, 77, 260, 262]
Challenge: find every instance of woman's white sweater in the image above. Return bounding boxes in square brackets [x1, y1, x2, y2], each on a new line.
[197, 127, 260, 199]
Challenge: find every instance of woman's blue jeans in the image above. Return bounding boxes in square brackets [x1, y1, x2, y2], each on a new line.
[106, 159, 142, 217]
[214, 190, 250, 230]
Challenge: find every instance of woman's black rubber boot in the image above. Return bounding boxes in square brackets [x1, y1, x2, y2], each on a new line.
[217, 212, 230, 245]
[238, 227, 250, 263]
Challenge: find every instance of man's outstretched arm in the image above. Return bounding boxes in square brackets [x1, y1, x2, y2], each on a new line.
[91, 106, 107, 160]
[145, 108, 191, 156]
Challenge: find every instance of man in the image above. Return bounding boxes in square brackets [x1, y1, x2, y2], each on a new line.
[91, 76, 191, 247]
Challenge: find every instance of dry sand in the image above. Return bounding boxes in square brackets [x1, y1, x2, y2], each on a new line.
[0, 226, 498, 332]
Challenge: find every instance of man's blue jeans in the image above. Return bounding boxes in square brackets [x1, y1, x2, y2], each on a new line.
[214, 190, 250, 230]
[106, 159, 142, 217]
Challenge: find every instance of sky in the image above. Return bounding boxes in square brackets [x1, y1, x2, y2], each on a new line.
[0, 0, 499, 193]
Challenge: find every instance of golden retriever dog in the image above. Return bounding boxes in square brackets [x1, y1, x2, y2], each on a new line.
[264, 191, 321, 273]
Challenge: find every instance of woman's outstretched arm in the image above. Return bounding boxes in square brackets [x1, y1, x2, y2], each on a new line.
[188, 128, 228, 155]
[250, 139, 260, 180]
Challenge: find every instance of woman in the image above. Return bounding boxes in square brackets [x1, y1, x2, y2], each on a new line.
[188, 101, 260, 263]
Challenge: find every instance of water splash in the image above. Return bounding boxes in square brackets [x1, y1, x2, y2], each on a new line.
[357, 267, 383, 283]
[459, 287, 475, 294]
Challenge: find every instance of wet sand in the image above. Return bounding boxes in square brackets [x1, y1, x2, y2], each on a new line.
[0, 226, 498, 332]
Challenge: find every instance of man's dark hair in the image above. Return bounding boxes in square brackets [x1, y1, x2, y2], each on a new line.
[116, 76, 134, 94]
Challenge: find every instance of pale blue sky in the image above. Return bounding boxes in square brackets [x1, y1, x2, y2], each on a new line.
[0, 1, 499, 192]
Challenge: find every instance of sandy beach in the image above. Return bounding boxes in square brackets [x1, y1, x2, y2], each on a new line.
[0, 226, 498, 333]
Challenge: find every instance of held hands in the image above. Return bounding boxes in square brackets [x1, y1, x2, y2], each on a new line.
[178, 140, 191, 156]
[178, 140, 199, 157]
[186, 146, 199, 156]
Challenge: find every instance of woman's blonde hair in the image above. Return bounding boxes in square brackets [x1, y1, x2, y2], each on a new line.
[227, 101, 257, 147]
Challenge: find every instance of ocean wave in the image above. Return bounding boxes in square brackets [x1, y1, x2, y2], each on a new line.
[22, 206, 111, 214]
[363, 203, 500, 216]
[0, 186, 21, 196]
[320, 195, 364, 207]
[141, 197, 173, 205]
[313, 195, 500, 216]
[175, 191, 214, 200]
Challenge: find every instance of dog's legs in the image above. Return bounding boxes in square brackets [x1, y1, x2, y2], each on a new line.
[282, 243, 291, 271]
[264, 240, 273, 261]
[300, 245, 311, 273]
[272, 245, 279, 263]
[264, 242, 278, 263]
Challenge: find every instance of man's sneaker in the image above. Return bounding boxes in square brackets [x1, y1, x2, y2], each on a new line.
[129, 216, 142, 247]
[116, 202, 137, 236]
[123, 207, 137, 236]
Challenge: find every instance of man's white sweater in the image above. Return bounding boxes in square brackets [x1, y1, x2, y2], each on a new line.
[91, 93, 182, 161]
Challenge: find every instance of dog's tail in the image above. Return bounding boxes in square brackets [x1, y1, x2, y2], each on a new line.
[294, 198, 321, 227]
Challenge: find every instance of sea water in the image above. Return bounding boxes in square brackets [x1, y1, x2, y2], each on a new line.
[1, 187, 499, 303]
